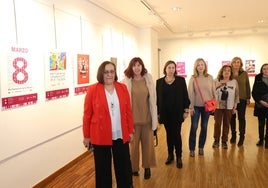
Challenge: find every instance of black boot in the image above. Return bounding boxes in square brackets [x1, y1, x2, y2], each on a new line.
[256, 140, 263, 146]
[176, 158, 183, 169]
[144, 168, 151, 179]
[230, 135, 236, 143]
[265, 136, 268, 149]
[237, 136, 244, 147]
[165, 154, 174, 165]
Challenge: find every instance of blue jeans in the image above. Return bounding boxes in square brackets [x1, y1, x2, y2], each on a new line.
[189, 106, 210, 151]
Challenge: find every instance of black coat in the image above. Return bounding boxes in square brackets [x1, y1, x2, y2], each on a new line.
[252, 73, 268, 117]
[156, 76, 190, 124]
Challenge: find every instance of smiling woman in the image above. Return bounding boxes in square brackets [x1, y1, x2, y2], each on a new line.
[83, 61, 134, 188]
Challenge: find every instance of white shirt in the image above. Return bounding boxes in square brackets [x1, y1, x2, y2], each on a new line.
[105, 89, 122, 140]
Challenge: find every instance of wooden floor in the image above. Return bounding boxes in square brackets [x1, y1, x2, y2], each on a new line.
[41, 107, 268, 188]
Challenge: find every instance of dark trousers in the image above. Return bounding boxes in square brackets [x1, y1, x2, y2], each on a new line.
[93, 139, 133, 188]
[164, 121, 182, 158]
[230, 99, 247, 138]
[214, 109, 232, 142]
[258, 116, 268, 142]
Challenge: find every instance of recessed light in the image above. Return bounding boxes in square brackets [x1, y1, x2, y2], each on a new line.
[172, 7, 182, 12]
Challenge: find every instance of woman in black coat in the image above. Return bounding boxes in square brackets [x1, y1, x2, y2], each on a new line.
[252, 63, 268, 148]
[156, 60, 190, 168]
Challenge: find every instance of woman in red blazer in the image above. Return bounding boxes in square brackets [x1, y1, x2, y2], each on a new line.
[83, 61, 134, 188]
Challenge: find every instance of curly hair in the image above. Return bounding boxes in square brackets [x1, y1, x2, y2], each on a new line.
[217, 65, 233, 81]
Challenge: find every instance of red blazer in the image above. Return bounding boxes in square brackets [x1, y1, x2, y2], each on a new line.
[83, 82, 134, 145]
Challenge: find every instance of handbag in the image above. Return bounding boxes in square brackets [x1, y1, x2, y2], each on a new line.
[194, 78, 217, 112]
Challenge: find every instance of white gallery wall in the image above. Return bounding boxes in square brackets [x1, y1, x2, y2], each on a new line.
[159, 34, 268, 98]
[0, 0, 157, 187]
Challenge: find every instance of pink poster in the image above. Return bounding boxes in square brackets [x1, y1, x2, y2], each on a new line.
[176, 62, 187, 77]
[222, 61, 230, 66]
[1, 46, 37, 109]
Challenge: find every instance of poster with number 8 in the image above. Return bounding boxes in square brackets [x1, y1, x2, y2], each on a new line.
[1, 46, 37, 110]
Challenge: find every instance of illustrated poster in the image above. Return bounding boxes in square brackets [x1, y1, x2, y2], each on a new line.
[74, 54, 89, 95]
[245, 60, 257, 77]
[45, 51, 69, 100]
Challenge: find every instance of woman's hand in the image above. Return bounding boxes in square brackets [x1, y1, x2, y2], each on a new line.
[190, 108, 194, 116]
[183, 112, 189, 119]
[129, 133, 134, 142]
[83, 138, 91, 148]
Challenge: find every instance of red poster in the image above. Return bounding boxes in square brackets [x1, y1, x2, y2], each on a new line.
[77, 54, 89, 84]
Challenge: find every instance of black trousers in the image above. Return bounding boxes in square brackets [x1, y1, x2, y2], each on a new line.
[258, 116, 268, 142]
[230, 99, 247, 138]
[163, 121, 182, 158]
[93, 139, 133, 188]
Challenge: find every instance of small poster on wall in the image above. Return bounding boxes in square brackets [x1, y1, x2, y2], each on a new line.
[1, 46, 37, 110]
[45, 51, 69, 100]
[222, 61, 230, 66]
[245, 60, 257, 77]
[176, 62, 186, 77]
[74, 54, 90, 95]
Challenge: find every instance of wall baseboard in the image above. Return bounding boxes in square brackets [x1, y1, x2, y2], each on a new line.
[32, 151, 89, 188]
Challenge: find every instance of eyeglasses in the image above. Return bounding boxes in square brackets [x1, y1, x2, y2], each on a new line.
[104, 70, 115, 75]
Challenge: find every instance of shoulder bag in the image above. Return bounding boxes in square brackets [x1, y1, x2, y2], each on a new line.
[194, 78, 217, 112]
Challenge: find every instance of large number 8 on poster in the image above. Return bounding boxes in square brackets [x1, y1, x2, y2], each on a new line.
[12, 57, 28, 84]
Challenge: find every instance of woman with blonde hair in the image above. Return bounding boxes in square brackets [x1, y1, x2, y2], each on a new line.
[188, 58, 216, 157]
[230, 57, 251, 146]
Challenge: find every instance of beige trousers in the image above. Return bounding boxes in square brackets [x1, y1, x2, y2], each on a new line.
[130, 123, 156, 172]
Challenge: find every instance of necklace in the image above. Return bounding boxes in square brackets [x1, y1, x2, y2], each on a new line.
[105, 88, 115, 116]
[165, 76, 175, 84]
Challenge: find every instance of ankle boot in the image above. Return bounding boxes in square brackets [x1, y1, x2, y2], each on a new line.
[230, 135, 236, 143]
[256, 140, 263, 146]
[176, 158, 183, 169]
[237, 136, 244, 147]
[144, 168, 151, 179]
[165, 154, 174, 165]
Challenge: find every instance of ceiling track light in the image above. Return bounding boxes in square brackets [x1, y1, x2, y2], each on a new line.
[140, 0, 172, 32]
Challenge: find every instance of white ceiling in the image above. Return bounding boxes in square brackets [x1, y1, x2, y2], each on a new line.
[86, 0, 268, 39]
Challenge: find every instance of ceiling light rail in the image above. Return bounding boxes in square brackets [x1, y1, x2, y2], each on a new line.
[139, 0, 173, 32]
